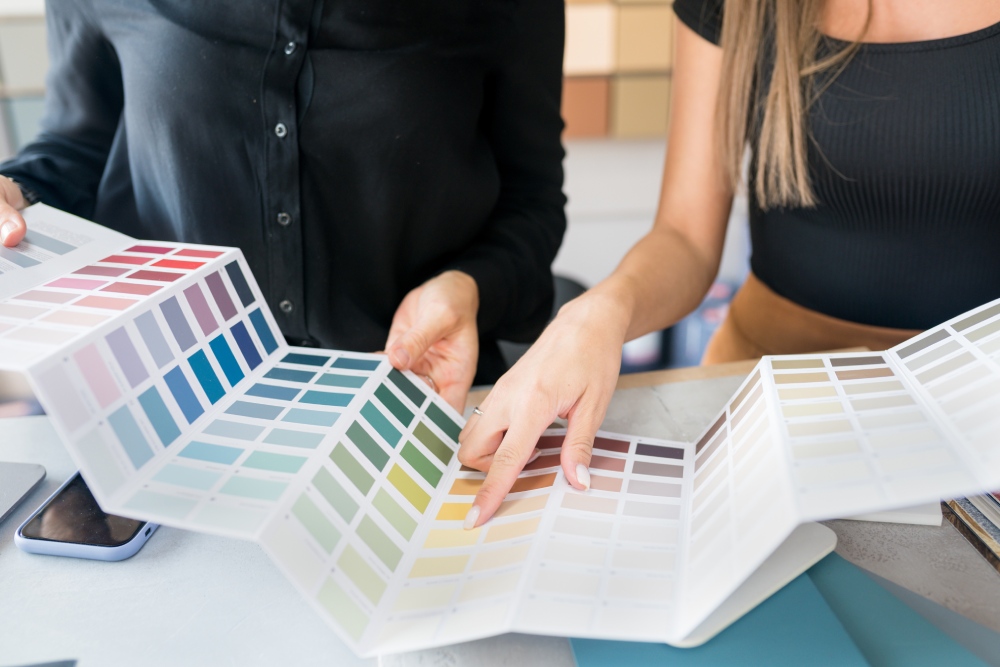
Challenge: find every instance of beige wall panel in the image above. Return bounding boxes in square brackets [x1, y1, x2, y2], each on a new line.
[564, 4, 618, 76]
[617, 6, 674, 72]
[610, 75, 671, 138]
[0, 19, 48, 91]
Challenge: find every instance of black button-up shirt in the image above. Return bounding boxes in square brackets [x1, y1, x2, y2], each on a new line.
[2, 0, 567, 381]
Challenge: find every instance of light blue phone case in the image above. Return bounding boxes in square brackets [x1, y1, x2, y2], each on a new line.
[14, 472, 158, 561]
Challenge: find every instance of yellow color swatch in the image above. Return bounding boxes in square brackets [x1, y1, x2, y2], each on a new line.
[410, 555, 470, 578]
[471, 543, 532, 572]
[495, 494, 549, 518]
[437, 502, 472, 520]
[392, 583, 457, 612]
[486, 516, 541, 543]
[388, 464, 430, 512]
[424, 528, 482, 549]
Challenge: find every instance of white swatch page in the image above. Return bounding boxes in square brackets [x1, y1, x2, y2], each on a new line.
[5, 204, 1000, 656]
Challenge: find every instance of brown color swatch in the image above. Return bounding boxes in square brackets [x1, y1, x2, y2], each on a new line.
[562, 76, 610, 138]
[836, 367, 894, 381]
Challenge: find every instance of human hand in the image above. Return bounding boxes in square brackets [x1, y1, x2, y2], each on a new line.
[457, 289, 631, 528]
[0, 176, 28, 247]
[386, 270, 480, 413]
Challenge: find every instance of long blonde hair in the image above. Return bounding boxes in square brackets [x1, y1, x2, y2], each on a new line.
[716, 0, 870, 209]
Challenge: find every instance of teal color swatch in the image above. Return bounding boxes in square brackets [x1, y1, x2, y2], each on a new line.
[300, 390, 352, 407]
[425, 402, 461, 441]
[138, 386, 181, 446]
[246, 383, 300, 401]
[283, 408, 340, 427]
[220, 476, 288, 501]
[188, 350, 225, 404]
[209, 333, 245, 386]
[317, 373, 366, 388]
[265, 367, 317, 383]
[179, 441, 243, 464]
[108, 405, 154, 469]
[375, 383, 413, 427]
[225, 401, 283, 420]
[243, 451, 307, 474]
[153, 464, 221, 490]
[388, 368, 426, 408]
[361, 401, 401, 447]
[203, 419, 264, 441]
[282, 352, 329, 366]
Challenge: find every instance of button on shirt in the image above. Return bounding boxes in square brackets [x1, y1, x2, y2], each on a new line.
[3, 0, 567, 381]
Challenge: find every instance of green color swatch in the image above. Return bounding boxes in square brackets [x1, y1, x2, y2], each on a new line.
[292, 494, 340, 553]
[413, 421, 453, 465]
[357, 515, 403, 570]
[243, 451, 307, 474]
[317, 577, 368, 641]
[329, 443, 374, 494]
[347, 421, 389, 471]
[387, 464, 430, 513]
[312, 466, 359, 521]
[388, 368, 426, 408]
[220, 477, 288, 501]
[263, 428, 325, 449]
[401, 441, 443, 487]
[373, 488, 418, 539]
[375, 383, 414, 427]
[337, 545, 387, 605]
[425, 403, 461, 441]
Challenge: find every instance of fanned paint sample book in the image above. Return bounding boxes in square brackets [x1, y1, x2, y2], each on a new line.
[3, 205, 1000, 656]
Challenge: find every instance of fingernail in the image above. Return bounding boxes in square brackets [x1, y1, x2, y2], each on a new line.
[392, 346, 411, 367]
[0, 221, 14, 245]
[527, 448, 541, 464]
[463, 505, 481, 530]
[576, 464, 591, 490]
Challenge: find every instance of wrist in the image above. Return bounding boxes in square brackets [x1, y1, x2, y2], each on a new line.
[0, 176, 27, 209]
[557, 282, 634, 342]
[438, 270, 480, 320]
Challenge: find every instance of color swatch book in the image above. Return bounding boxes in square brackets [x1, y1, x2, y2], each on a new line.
[4, 205, 1000, 658]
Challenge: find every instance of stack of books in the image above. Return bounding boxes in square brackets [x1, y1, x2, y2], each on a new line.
[945, 493, 1000, 574]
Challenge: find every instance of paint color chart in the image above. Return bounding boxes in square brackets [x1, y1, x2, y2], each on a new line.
[6, 205, 1000, 657]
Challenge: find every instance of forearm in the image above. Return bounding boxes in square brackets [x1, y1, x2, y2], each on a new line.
[565, 223, 719, 345]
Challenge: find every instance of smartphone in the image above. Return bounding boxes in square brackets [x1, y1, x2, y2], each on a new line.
[15, 472, 158, 561]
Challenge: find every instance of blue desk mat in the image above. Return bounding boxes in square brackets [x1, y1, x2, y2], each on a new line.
[571, 554, 990, 667]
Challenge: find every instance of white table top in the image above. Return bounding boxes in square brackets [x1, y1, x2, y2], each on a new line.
[3, 373, 999, 666]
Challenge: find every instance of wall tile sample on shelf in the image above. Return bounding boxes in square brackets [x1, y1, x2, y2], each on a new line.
[5, 204, 1000, 656]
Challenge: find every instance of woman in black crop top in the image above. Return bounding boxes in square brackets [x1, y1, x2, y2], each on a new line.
[459, 0, 1000, 528]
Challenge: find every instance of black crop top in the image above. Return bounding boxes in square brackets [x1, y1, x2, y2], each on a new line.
[673, 0, 1000, 329]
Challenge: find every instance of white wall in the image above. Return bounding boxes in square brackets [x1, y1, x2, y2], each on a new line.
[556, 138, 750, 291]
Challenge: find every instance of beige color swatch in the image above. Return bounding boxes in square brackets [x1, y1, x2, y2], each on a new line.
[611, 75, 671, 137]
[617, 5, 674, 72]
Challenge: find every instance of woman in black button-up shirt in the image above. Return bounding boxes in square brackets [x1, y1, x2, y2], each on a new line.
[0, 0, 568, 410]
